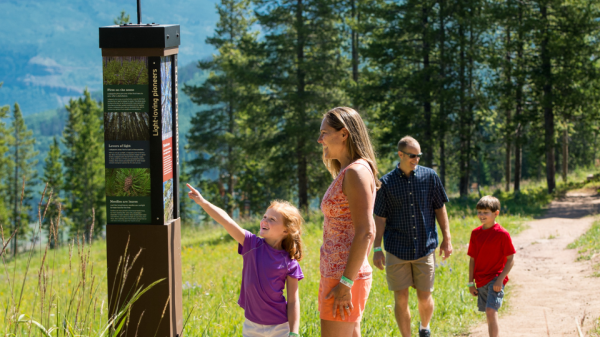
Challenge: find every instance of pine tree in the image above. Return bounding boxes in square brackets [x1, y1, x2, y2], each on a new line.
[42, 137, 64, 248]
[183, 0, 260, 216]
[528, 0, 600, 193]
[6, 103, 38, 256]
[114, 11, 130, 25]
[252, 0, 348, 209]
[62, 90, 105, 239]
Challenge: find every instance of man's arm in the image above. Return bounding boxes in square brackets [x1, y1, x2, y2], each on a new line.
[435, 204, 452, 259]
[373, 215, 386, 270]
[493, 254, 515, 292]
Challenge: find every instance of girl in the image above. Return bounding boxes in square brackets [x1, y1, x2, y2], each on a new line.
[187, 184, 304, 337]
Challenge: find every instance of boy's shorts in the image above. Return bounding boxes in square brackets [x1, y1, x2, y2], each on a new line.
[477, 277, 505, 312]
[385, 252, 435, 292]
[242, 319, 289, 337]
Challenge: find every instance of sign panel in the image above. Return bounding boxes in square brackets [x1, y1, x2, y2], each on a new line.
[103, 56, 152, 224]
[104, 54, 178, 225]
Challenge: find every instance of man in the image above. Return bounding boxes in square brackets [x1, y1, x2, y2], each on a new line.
[373, 136, 452, 337]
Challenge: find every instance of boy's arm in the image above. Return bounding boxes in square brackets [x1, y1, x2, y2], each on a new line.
[469, 257, 478, 296]
[187, 184, 245, 245]
[493, 254, 515, 292]
[286, 276, 300, 335]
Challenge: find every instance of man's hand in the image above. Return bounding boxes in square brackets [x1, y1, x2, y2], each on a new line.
[469, 286, 478, 296]
[373, 251, 385, 270]
[439, 239, 453, 260]
[493, 279, 503, 292]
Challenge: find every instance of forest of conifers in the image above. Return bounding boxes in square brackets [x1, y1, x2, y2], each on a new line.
[0, 0, 599, 248]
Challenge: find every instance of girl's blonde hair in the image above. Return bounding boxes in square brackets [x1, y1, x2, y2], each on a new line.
[322, 107, 381, 189]
[268, 200, 304, 261]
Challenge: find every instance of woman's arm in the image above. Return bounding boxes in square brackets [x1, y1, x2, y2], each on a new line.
[286, 276, 300, 335]
[186, 183, 246, 245]
[342, 165, 375, 280]
[325, 165, 375, 319]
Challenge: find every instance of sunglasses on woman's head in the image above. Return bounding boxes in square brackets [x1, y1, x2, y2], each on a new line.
[400, 150, 423, 159]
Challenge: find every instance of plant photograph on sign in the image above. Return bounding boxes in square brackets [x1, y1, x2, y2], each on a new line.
[104, 112, 150, 141]
[160, 56, 172, 139]
[163, 178, 174, 222]
[103, 56, 149, 85]
[106, 168, 151, 197]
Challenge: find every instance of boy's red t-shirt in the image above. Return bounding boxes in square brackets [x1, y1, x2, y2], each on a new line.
[467, 223, 516, 288]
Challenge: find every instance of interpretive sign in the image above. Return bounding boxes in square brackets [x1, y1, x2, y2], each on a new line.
[103, 53, 179, 224]
[100, 14, 183, 337]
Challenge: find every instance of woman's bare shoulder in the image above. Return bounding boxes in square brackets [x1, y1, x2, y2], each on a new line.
[344, 163, 373, 191]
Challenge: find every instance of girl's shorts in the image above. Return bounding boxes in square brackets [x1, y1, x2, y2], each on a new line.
[318, 276, 372, 322]
[242, 319, 289, 337]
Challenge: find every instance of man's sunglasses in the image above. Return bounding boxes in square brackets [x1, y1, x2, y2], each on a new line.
[400, 150, 423, 159]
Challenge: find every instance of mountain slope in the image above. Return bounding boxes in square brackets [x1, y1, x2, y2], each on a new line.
[0, 0, 218, 115]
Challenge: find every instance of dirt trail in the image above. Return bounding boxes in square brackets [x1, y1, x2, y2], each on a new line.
[469, 189, 600, 337]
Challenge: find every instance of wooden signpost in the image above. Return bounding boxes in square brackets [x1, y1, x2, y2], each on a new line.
[100, 4, 182, 335]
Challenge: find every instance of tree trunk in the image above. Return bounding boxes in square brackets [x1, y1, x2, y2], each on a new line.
[438, 0, 446, 188]
[514, 3, 524, 193]
[13, 131, 19, 256]
[422, 3, 432, 168]
[458, 3, 469, 197]
[504, 27, 512, 192]
[562, 126, 568, 182]
[228, 99, 235, 216]
[296, 0, 308, 209]
[351, 0, 359, 83]
[541, 4, 555, 193]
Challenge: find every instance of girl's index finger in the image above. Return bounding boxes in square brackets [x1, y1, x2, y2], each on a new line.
[186, 183, 195, 191]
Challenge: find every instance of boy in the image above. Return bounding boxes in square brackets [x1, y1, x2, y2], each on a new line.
[467, 196, 516, 337]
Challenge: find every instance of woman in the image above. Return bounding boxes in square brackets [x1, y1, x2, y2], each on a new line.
[317, 107, 380, 337]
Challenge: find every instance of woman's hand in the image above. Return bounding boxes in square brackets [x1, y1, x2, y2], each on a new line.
[186, 183, 204, 205]
[325, 283, 354, 320]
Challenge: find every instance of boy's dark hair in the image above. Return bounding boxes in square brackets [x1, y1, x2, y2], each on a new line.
[476, 195, 501, 212]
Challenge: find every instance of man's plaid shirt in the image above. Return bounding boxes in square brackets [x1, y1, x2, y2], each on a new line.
[374, 165, 449, 260]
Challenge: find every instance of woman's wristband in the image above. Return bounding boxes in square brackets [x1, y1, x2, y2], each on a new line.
[340, 276, 354, 288]
[289, 333, 300, 337]
[467, 282, 475, 287]
[374, 247, 383, 252]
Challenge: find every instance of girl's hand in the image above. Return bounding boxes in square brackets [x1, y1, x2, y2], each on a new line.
[186, 183, 204, 204]
[493, 280, 503, 292]
[469, 286, 478, 296]
[325, 283, 353, 320]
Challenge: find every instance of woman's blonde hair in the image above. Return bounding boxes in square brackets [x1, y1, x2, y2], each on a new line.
[268, 200, 304, 261]
[322, 107, 381, 189]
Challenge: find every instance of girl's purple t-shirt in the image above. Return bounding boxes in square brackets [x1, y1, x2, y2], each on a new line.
[237, 230, 304, 325]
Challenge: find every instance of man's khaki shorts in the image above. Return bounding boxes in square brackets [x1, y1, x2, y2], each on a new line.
[385, 252, 435, 292]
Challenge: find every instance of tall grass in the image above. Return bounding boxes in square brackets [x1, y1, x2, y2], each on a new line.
[5, 169, 593, 336]
[0, 184, 162, 336]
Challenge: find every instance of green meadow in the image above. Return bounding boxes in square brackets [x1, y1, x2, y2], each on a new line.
[1, 171, 596, 336]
